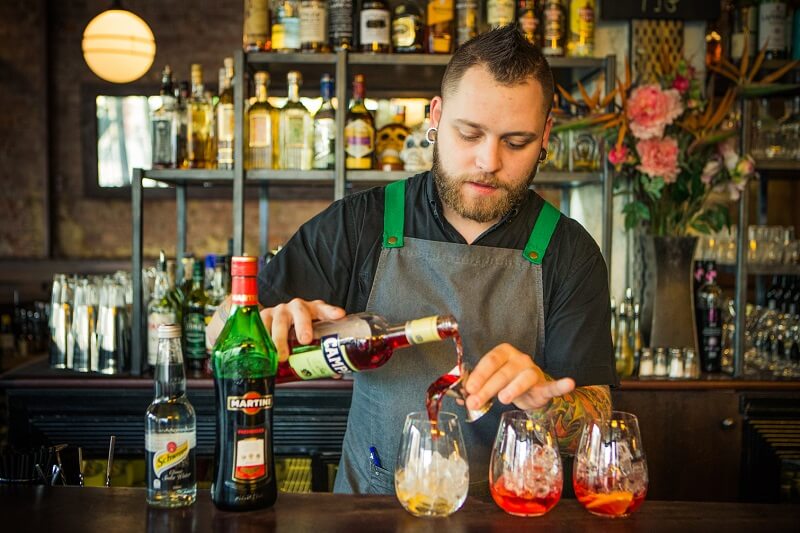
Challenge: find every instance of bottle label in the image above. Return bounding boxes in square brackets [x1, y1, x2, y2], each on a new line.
[544, 2, 565, 54]
[234, 435, 266, 481]
[184, 312, 206, 360]
[405, 316, 441, 345]
[288, 334, 357, 379]
[758, 4, 787, 52]
[273, 18, 301, 50]
[227, 392, 273, 413]
[345, 119, 374, 158]
[217, 104, 235, 142]
[244, 0, 269, 41]
[300, 1, 327, 44]
[249, 115, 272, 148]
[329, 0, 354, 41]
[360, 9, 390, 45]
[487, 0, 514, 27]
[392, 16, 420, 48]
[146, 430, 196, 489]
[313, 118, 336, 169]
[428, 0, 454, 25]
[285, 114, 307, 146]
[148, 311, 176, 366]
[232, 277, 258, 306]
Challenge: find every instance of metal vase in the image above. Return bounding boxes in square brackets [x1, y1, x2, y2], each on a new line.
[639, 235, 699, 353]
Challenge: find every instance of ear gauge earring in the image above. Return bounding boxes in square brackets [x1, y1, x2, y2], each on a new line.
[538, 148, 548, 162]
[425, 127, 437, 144]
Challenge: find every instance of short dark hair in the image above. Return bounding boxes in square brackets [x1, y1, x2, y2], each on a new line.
[441, 25, 554, 116]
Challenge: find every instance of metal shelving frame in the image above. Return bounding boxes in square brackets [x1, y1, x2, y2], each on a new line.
[129, 51, 616, 376]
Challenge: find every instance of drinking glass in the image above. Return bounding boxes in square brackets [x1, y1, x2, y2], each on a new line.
[489, 410, 562, 516]
[394, 411, 469, 518]
[573, 411, 648, 518]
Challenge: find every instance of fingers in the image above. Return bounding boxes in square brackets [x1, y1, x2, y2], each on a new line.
[521, 377, 576, 410]
[289, 299, 315, 344]
[269, 303, 292, 361]
[312, 300, 346, 321]
[260, 298, 344, 363]
[464, 343, 514, 395]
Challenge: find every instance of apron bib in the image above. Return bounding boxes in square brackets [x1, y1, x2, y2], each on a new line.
[334, 179, 560, 500]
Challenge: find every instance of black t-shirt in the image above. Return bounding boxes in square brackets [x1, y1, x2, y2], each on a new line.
[259, 171, 618, 387]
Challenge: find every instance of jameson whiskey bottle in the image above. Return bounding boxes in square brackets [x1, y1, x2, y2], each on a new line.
[246, 71, 278, 170]
[216, 57, 235, 170]
[243, 0, 271, 51]
[277, 313, 459, 382]
[211, 257, 278, 511]
[186, 64, 213, 169]
[542, 0, 566, 57]
[345, 74, 375, 169]
[146, 324, 196, 508]
[312, 74, 336, 169]
[183, 261, 209, 375]
[151, 65, 178, 169]
[147, 251, 178, 372]
[426, 0, 455, 54]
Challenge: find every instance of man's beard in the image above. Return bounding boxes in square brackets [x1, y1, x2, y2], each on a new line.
[432, 144, 540, 223]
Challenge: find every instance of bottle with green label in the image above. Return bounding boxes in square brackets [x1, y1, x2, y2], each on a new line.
[183, 261, 209, 375]
[277, 313, 459, 381]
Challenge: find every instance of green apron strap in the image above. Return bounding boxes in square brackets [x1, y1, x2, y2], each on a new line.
[383, 179, 406, 248]
[522, 201, 561, 265]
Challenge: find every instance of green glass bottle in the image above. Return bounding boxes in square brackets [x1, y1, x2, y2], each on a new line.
[184, 261, 209, 375]
[211, 256, 278, 511]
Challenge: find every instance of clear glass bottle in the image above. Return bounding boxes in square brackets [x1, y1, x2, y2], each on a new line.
[279, 71, 313, 170]
[147, 251, 178, 372]
[175, 81, 189, 167]
[486, 0, 515, 29]
[313, 74, 336, 170]
[345, 74, 375, 169]
[360, 0, 392, 53]
[246, 71, 279, 170]
[151, 65, 178, 169]
[146, 324, 197, 508]
[653, 347, 669, 377]
[517, 0, 543, 46]
[204, 257, 228, 355]
[426, 0, 455, 54]
[244, 0, 271, 51]
[456, 0, 479, 47]
[392, 0, 425, 53]
[567, 0, 594, 57]
[183, 261, 209, 376]
[186, 64, 214, 169]
[542, 0, 566, 57]
[216, 58, 235, 170]
[300, 0, 328, 51]
[614, 301, 635, 378]
[272, 0, 301, 51]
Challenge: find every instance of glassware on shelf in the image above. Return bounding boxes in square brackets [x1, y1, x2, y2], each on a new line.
[489, 410, 562, 516]
[394, 411, 468, 518]
[573, 411, 648, 519]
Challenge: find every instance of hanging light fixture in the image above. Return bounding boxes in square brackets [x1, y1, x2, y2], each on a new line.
[82, 4, 156, 84]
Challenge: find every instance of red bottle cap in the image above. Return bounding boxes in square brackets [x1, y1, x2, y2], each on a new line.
[231, 256, 258, 277]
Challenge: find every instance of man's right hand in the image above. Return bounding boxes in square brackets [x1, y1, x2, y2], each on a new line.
[260, 298, 346, 362]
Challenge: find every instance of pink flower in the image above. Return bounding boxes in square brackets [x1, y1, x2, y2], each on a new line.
[626, 85, 683, 140]
[636, 137, 680, 183]
[608, 145, 628, 166]
[734, 154, 755, 178]
[672, 75, 690, 93]
[701, 159, 721, 184]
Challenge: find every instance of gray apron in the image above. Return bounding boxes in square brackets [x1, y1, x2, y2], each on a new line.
[333, 178, 561, 500]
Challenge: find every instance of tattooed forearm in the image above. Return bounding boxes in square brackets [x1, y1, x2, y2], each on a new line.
[545, 382, 612, 455]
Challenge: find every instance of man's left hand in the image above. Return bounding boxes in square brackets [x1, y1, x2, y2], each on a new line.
[464, 343, 575, 411]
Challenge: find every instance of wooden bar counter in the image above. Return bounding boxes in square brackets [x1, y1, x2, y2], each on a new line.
[1, 485, 798, 533]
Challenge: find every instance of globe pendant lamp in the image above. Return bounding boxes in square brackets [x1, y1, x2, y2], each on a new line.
[82, 3, 156, 83]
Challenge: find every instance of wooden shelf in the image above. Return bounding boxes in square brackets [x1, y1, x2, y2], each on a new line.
[754, 158, 800, 172]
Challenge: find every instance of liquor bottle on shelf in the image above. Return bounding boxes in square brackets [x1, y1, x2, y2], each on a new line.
[614, 300, 634, 378]
[329, 0, 354, 50]
[376, 104, 409, 171]
[345, 74, 375, 169]
[146, 324, 197, 508]
[568, 0, 595, 57]
[730, 0, 757, 60]
[456, 0, 479, 47]
[246, 71, 278, 170]
[486, 0, 515, 29]
[175, 81, 189, 167]
[186, 64, 214, 169]
[151, 65, 178, 169]
[300, 0, 328, 52]
[244, 0, 271, 51]
[517, 0, 542, 46]
[277, 313, 459, 382]
[695, 260, 723, 373]
[542, 0, 566, 57]
[392, 0, 425, 53]
[758, 0, 788, 60]
[184, 261, 209, 376]
[360, 0, 392, 53]
[312, 74, 336, 170]
[400, 103, 434, 171]
[147, 251, 178, 373]
[426, 0, 455, 54]
[271, 0, 301, 52]
[211, 257, 278, 511]
[216, 57, 235, 170]
[279, 71, 313, 170]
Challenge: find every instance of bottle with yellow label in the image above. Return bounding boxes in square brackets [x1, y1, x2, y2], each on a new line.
[567, 0, 595, 57]
[145, 324, 196, 508]
[278, 313, 459, 381]
[426, 0, 455, 53]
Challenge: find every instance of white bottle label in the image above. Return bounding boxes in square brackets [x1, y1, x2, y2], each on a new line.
[234, 437, 266, 481]
[300, 2, 328, 44]
[758, 3, 787, 52]
[360, 9, 390, 45]
[145, 430, 196, 479]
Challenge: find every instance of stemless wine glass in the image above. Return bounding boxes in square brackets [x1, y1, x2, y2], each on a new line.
[394, 411, 469, 518]
[489, 410, 562, 516]
[573, 411, 648, 519]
